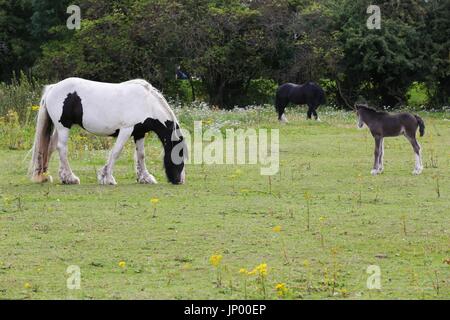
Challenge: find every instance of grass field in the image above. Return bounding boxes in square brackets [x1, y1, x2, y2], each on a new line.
[0, 106, 449, 299]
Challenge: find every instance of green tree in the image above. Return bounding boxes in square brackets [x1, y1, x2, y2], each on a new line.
[334, 0, 428, 108]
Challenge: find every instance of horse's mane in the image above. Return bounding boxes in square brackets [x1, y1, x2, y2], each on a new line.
[356, 105, 387, 115]
[124, 79, 180, 128]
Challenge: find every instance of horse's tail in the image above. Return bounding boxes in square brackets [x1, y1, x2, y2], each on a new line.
[414, 115, 425, 137]
[29, 85, 54, 183]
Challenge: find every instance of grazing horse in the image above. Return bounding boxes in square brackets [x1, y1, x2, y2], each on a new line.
[356, 104, 425, 176]
[29, 77, 186, 185]
[275, 82, 326, 122]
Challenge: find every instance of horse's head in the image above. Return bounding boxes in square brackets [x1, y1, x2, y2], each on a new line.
[355, 104, 366, 128]
[147, 118, 186, 184]
[162, 121, 187, 184]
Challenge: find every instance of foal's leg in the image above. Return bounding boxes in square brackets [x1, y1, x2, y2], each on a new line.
[134, 137, 157, 184]
[371, 136, 382, 175]
[56, 127, 80, 184]
[98, 127, 133, 185]
[406, 135, 423, 175]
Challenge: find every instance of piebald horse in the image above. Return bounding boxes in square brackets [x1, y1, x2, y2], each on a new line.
[29, 78, 186, 185]
[356, 104, 425, 176]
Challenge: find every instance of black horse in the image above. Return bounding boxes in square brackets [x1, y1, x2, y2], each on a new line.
[275, 82, 326, 122]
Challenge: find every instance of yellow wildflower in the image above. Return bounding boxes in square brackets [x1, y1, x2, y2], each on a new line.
[255, 263, 268, 277]
[239, 268, 248, 275]
[150, 198, 159, 205]
[209, 254, 223, 268]
[319, 216, 326, 223]
[303, 259, 310, 267]
[24, 282, 32, 289]
[118, 261, 126, 268]
[275, 283, 288, 296]
[31, 105, 40, 111]
[339, 288, 349, 297]
[272, 225, 282, 233]
[247, 269, 257, 276]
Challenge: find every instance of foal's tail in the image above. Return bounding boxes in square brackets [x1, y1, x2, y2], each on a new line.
[414, 115, 425, 137]
[29, 85, 54, 183]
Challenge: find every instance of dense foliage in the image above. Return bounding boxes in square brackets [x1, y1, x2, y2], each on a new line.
[0, 0, 448, 108]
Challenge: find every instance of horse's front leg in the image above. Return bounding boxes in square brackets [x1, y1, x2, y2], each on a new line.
[311, 105, 321, 121]
[56, 128, 80, 184]
[371, 136, 382, 175]
[134, 137, 157, 184]
[98, 127, 133, 185]
[378, 138, 384, 173]
[307, 105, 313, 120]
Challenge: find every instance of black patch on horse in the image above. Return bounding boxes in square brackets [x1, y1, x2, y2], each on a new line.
[59, 92, 84, 129]
[109, 129, 120, 137]
[131, 118, 185, 184]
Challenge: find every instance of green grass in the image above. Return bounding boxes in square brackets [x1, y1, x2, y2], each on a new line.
[0, 106, 449, 299]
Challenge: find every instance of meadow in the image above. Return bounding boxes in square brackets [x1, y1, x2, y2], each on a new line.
[0, 104, 448, 299]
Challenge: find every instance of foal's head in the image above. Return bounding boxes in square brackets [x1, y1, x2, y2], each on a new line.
[355, 104, 373, 128]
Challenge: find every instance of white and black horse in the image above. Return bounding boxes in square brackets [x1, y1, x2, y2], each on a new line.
[275, 82, 326, 122]
[30, 78, 186, 185]
[356, 104, 425, 175]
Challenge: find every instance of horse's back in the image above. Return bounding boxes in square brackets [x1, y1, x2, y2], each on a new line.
[43, 78, 172, 136]
[277, 82, 325, 105]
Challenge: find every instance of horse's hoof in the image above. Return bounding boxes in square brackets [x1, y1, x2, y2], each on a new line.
[32, 174, 53, 183]
[279, 114, 288, 123]
[137, 173, 158, 184]
[412, 168, 423, 175]
[99, 176, 117, 185]
[62, 175, 80, 185]
[370, 169, 379, 176]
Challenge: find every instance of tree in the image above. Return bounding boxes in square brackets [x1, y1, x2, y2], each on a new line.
[334, 0, 428, 108]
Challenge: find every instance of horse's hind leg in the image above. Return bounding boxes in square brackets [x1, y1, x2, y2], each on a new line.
[371, 136, 382, 176]
[276, 99, 288, 123]
[406, 134, 423, 175]
[56, 127, 80, 184]
[134, 137, 157, 184]
[98, 127, 133, 185]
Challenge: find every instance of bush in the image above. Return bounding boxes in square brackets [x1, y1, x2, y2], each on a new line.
[0, 72, 43, 122]
[245, 78, 278, 106]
